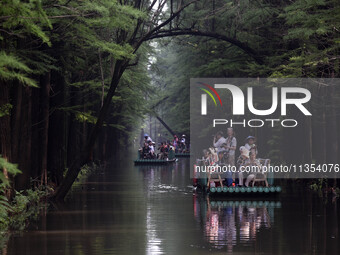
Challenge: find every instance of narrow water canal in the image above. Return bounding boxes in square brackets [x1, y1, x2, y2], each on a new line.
[6, 157, 339, 254]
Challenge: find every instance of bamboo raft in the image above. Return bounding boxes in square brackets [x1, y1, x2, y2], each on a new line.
[134, 158, 177, 165]
[208, 186, 281, 196]
[175, 152, 191, 157]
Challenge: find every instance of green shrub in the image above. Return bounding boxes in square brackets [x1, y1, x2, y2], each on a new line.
[0, 156, 48, 232]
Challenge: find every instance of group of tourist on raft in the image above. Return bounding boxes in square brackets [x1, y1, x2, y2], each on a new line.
[139, 134, 188, 159]
[202, 128, 262, 188]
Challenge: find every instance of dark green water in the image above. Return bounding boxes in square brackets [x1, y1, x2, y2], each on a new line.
[5, 157, 340, 254]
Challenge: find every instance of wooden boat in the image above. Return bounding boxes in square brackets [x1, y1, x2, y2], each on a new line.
[134, 158, 177, 165]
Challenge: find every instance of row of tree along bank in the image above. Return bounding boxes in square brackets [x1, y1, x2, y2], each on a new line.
[149, 0, 340, 184]
[0, 0, 152, 199]
[1, 0, 340, 201]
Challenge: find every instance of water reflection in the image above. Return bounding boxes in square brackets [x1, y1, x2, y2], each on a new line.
[4, 158, 340, 255]
[139, 162, 189, 195]
[193, 194, 281, 252]
[139, 161, 191, 255]
[146, 205, 163, 255]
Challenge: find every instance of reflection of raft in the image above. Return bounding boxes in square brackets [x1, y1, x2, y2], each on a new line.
[175, 152, 191, 157]
[209, 186, 281, 196]
[134, 158, 177, 165]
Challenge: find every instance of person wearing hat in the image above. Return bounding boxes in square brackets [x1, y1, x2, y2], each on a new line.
[180, 134, 187, 152]
[236, 146, 250, 186]
[213, 131, 227, 153]
[245, 136, 258, 155]
[144, 134, 153, 144]
[181, 134, 186, 144]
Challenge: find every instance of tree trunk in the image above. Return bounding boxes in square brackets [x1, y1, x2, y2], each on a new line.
[82, 86, 89, 160]
[11, 82, 22, 165]
[40, 72, 51, 186]
[326, 84, 338, 164]
[48, 71, 66, 185]
[321, 86, 327, 163]
[52, 60, 126, 201]
[304, 116, 313, 163]
[15, 86, 32, 190]
[0, 80, 13, 198]
[67, 86, 81, 167]
[149, 114, 152, 139]
[31, 85, 41, 183]
[156, 115, 176, 136]
[327, 83, 338, 186]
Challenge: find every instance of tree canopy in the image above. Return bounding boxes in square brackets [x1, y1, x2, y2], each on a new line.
[0, 0, 339, 200]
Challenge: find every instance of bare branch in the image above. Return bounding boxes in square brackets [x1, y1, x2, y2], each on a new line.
[147, 0, 158, 11]
[146, 29, 264, 64]
[133, 0, 199, 53]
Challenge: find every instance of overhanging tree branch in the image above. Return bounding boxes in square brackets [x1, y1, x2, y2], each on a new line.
[147, 29, 264, 64]
[53, 0, 264, 201]
[133, 0, 199, 53]
[131, 0, 263, 64]
[51, 0, 198, 201]
[147, 0, 158, 11]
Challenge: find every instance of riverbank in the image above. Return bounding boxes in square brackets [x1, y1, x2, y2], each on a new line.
[0, 187, 48, 254]
[0, 162, 101, 253]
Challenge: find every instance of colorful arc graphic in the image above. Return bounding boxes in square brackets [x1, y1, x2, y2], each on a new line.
[199, 88, 217, 106]
[198, 82, 223, 106]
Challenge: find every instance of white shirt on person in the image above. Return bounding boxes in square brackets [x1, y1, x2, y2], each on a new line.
[245, 143, 258, 154]
[214, 137, 226, 152]
[145, 137, 153, 143]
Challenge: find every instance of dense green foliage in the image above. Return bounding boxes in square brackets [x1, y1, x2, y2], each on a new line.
[0, 0, 153, 193]
[0, 0, 339, 224]
[0, 2, 338, 253]
[150, 0, 339, 164]
[0, 156, 20, 226]
[0, 156, 47, 235]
